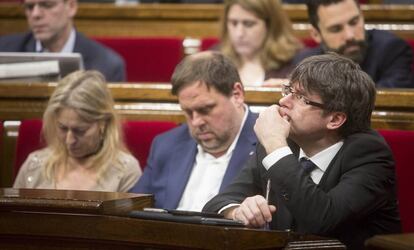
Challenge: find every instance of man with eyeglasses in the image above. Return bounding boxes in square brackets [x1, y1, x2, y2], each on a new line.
[293, 0, 413, 88]
[203, 53, 400, 249]
[0, 0, 125, 82]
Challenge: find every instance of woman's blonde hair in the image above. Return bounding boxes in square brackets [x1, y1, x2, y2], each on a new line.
[42, 70, 126, 181]
[221, 0, 302, 70]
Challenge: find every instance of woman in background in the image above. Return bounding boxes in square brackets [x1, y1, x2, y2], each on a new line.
[14, 70, 141, 192]
[220, 0, 302, 86]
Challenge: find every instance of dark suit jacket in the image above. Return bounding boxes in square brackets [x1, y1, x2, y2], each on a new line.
[293, 29, 414, 88]
[203, 130, 401, 249]
[0, 31, 125, 82]
[130, 110, 258, 209]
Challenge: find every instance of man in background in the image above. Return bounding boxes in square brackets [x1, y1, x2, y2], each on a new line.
[0, 0, 125, 82]
[204, 53, 400, 249]
[130, 51, 257, 212]
[294, 0, 413, 88]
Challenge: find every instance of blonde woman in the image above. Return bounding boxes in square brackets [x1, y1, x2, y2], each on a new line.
[221, 0, 302, 86]
[13, 71, 141, 192]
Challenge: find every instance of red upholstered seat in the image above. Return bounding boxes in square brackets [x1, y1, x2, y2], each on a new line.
[14, 119, 44, 179]
[94, 37, 184, 82]
[378, 129, 414, 233]
[122, 120, 176, 169]
[200, 37, 219, 51]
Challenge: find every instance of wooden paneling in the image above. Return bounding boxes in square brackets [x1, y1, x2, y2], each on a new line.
[365, 233, 414, 250]
[0, 188, 344, 250]
[0, 3, 413, 39]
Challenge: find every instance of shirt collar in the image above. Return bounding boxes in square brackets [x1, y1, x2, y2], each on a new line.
[36, 28, 76, 53]
[299, 140, 344, 172]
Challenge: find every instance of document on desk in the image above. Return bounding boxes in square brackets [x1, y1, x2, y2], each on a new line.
[129, 208, 245, 227]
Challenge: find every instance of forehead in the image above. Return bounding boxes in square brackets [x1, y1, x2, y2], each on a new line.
[317, 0, 360, 27]
[178, 82, 226, 106]
[56, 108, 89, 125]
[228, 4, 260, 20]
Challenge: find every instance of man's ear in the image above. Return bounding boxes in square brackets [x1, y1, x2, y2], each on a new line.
[327, 112, 347, 130]
[67, 0, 78, 18]
[310, 26, 322, 44]
[232, 82, 245, 105]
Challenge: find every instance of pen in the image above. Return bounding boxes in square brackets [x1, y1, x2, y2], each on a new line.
[264, 178, 271, 230]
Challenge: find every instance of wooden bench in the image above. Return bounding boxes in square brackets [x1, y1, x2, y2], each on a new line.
[1, 3, 414, 39]
[1, 82, 414, 187]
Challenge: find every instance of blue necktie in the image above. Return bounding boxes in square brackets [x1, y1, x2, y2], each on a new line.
[299, 158, 317, 175]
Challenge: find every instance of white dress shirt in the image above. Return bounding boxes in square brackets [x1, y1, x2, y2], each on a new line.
[36, 29, 76, 53]
[176, 105, 248, 212]
[262, 141, 344, 184]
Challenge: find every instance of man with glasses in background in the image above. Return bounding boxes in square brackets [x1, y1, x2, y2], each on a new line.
[203, 53, 400, 250]
[0, 0, 125, 82]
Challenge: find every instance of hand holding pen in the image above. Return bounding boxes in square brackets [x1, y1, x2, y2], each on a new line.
[228, 186, 276, 228]
[264, 179, 271, 230]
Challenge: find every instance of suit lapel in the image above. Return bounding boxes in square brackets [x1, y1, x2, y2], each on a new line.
[24, 34, 36, 52]
[73, 31, 88, 68]
[220, 111, 257, 191]
[164, 139, 198, 209]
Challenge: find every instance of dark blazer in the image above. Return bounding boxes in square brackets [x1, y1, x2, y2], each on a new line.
[293, 29, 414, 88]
[0, 31, 125, 82]
[130, 110, 258, 209]
[203, 130, 401, 250]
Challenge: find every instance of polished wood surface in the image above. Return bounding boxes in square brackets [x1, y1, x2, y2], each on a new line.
[0, 188, 345, 249]
[0, 188, 153, 215]
[0, 3, 413, 39]
[365, 233, 414, 250]
[1, 82, 414, 188]
[0, 211, 346, 249]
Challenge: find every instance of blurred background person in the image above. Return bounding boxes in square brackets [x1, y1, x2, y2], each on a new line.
[0, 0, 125, 82]
[220, 0, 302, 86]
[294, 0, 413, 88]
[13, 70, 141, 192]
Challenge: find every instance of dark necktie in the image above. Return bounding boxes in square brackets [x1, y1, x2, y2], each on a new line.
[299, 158, 317, 175]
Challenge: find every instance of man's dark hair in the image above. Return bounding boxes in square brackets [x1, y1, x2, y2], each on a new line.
[289, 53, 376, 137]
[171, 51, 243, 96]
[306, 0, 359, 30]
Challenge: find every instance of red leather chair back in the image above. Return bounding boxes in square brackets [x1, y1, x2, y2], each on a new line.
[95, 37, 184, 82]
[14, 119, 44, 179]
[122, 120, 177, 169]
[200, 37, 219, 51]
[378, 129, 414, 233]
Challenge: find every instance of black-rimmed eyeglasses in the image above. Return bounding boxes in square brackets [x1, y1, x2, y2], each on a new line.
[281, 84, 326, 109]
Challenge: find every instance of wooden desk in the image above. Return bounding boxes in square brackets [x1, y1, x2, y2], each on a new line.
[0, 3, 413, 39]
[0, 189, 345, 250]
[1, 83, 414, 187]
[365, 233, 414, 250]
[0, 188, 153, 215]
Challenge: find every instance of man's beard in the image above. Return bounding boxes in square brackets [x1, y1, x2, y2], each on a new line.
[321, 39, 368, 64]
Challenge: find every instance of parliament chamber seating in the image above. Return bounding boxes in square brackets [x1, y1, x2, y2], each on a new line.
[94, 37, 184, 82]
[12, 119, 177, 181]
[122, 120, 177, 168]
[378, 129, 414, 233]
[13, 119, 44, 179]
